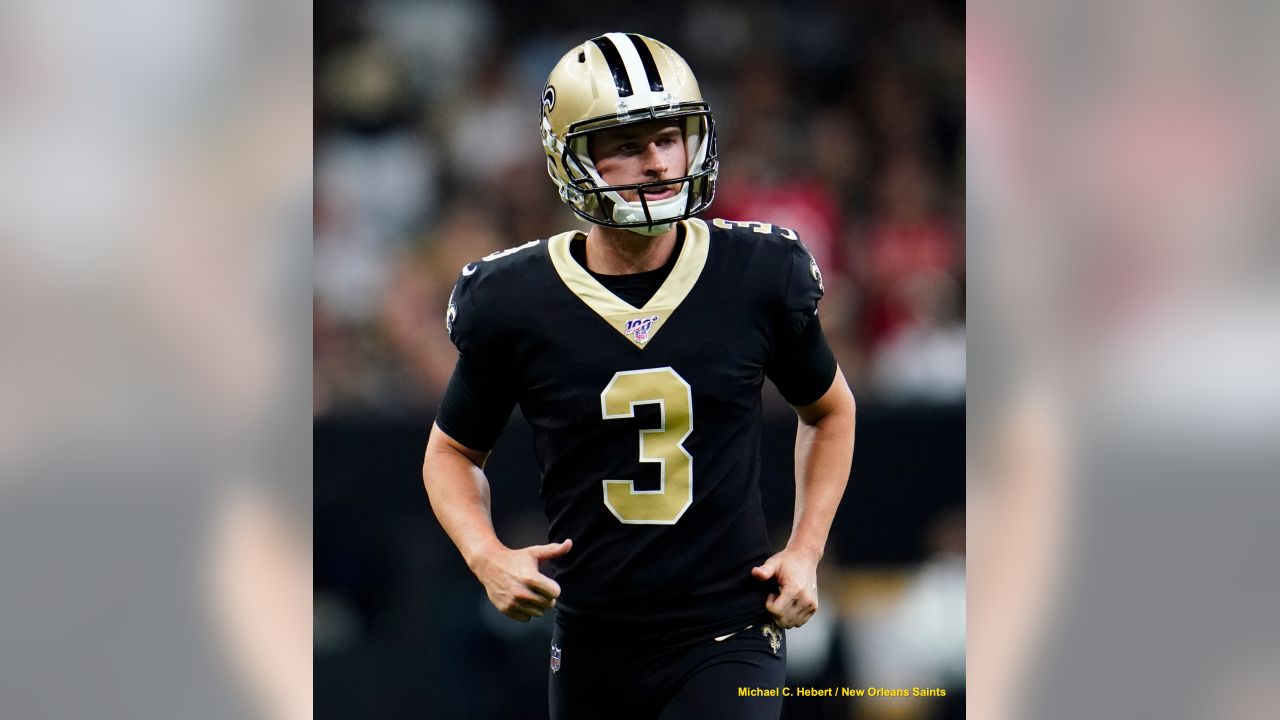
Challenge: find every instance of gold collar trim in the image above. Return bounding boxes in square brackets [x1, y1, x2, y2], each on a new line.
[547, 218, 709, 348]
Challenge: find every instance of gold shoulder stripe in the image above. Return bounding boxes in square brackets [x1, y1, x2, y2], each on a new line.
[548, 218, 709, 349]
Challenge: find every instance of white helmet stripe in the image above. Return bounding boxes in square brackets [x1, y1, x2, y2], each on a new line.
[591, 36, 634, 97]
[603, 32, 664, 109]
[624, 34, 664, 92]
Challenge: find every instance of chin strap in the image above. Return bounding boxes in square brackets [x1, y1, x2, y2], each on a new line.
[606, 185, 690, 231]
[623, 220, 674, 237]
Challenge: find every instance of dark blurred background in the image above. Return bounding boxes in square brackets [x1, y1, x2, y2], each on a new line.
[314, 1, 964, 718]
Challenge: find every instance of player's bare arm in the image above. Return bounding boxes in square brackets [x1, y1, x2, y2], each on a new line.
[752, 369, 856, 629]
[423, 424, 572, 622]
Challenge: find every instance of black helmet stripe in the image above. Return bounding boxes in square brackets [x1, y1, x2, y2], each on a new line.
[591, 36, 633, 97]
[626, 34, 665, 92]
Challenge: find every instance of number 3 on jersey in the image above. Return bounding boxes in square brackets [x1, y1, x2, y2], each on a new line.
[599, 367, 693, 524]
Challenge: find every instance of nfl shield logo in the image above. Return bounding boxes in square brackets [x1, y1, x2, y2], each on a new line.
[624, 315, 660, 344]
[550, 643, 562, 673]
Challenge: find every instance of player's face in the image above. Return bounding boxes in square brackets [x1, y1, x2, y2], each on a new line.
[588, 119, 686, 203]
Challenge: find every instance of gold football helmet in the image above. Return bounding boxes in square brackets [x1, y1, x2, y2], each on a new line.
[539, 33, 718, 235]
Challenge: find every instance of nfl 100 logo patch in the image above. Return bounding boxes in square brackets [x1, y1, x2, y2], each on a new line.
[624, 315, 660, 344]
[550, 643, 562, 673]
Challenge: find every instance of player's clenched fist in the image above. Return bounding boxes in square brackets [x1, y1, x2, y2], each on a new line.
[470, 539, 573, 622]
[752, 546, 821, 629]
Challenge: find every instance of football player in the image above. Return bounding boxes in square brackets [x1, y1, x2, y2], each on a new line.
[423, 33, 856, 720]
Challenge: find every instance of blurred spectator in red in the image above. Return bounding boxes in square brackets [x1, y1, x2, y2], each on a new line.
[853, 151, 962, 354]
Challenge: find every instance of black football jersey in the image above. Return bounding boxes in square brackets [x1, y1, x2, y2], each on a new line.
[442, 217, 828, 631]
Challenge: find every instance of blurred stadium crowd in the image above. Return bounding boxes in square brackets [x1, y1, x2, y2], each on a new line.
[315, 1, 963, 718]
[315, 0, 964, 414]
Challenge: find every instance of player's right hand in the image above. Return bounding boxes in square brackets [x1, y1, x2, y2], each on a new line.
[471, 539, 572, 622]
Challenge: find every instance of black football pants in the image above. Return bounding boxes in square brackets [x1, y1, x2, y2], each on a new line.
[548, 612, 786, 720]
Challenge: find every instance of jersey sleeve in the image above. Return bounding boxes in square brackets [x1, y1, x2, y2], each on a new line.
[445, 266, 488, 356]
[436, 266, 519, 451]
[765, 313, 838, 406]
[765, 235, 836, 406]
[779, 235, 825, 337]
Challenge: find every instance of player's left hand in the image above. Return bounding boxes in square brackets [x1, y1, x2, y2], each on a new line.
[752, 546, 821, 629]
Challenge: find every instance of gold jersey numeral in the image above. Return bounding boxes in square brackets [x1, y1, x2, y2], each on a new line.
[599, 367, 694, 524]
[712, 218, 797, 239]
